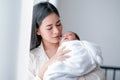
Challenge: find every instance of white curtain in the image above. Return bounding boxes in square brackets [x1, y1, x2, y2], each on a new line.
[17, 0, 33, 80]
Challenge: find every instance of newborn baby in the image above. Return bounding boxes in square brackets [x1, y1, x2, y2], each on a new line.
[43, 31, 103, 80]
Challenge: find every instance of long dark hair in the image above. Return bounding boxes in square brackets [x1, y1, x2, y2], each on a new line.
[30, 2, 60, 50]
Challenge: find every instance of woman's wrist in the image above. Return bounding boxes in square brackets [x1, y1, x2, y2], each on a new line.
[38, 61, 49, 79]
[36, 75, 42, 80]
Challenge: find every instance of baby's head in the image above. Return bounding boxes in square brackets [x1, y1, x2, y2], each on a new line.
[60, 31, 80, 43]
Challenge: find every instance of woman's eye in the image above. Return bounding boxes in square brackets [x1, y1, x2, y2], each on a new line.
[46, 26, 52, 30]
[56, 23, 61, 26]
[47, 28, 52, 30]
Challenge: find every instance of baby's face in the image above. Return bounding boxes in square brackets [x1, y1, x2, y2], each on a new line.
[60, 32, 77, 43]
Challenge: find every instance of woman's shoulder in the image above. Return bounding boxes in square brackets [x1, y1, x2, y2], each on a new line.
[30, 45, 43, 57]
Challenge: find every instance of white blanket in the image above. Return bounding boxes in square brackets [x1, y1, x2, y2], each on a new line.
[43, 40, 103, 80]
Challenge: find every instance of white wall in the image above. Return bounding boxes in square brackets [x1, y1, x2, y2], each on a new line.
[0, 0, 21, 80]
[0, 0, 33, 80]
[34, 0, 57, 7]
[57, 0, 120, 67]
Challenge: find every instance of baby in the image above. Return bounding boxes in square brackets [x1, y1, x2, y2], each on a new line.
[43, 31, 103, 80]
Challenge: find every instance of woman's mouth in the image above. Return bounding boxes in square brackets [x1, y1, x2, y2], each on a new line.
[54, 36, 60, 39]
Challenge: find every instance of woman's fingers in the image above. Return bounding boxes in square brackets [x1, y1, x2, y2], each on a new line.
[57, 46, 71, 55]
[49, 46, 71, 64]
[61, 49, 71, 55]
[58, 55, 70, 61]
[57, 46, 66, 53]
[57, 46, 71, 61]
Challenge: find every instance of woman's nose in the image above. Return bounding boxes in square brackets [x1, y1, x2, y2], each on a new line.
[53, 27, 59, 34]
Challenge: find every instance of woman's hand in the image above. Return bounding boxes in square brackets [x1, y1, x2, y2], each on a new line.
[48, 46, 71, 65]
[38, 46, 71, 79]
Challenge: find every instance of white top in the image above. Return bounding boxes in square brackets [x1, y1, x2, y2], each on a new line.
[27, 43, 48, 80]
[43, 40, 103, 80]
[27, 41, 105, 80]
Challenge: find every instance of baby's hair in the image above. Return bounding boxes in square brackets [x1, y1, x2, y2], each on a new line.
[73, 32, 80, 40]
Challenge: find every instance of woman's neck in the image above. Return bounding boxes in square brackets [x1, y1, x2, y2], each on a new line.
[42, 40, 59, 58]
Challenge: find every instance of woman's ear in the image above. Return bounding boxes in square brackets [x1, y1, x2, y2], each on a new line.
[36, 28, 41, 35]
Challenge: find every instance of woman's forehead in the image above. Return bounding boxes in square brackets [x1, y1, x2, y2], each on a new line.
[42, 13, 60, 24]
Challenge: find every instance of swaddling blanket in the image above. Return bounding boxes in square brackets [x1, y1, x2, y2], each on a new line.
[43, 40, 103, 80]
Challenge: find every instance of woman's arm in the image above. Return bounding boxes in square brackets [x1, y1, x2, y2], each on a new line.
[27, 53, 42, 80]
[38, 46, 71, 80]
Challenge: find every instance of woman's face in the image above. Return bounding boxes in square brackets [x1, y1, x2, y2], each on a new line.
[37, 13, 62, 44]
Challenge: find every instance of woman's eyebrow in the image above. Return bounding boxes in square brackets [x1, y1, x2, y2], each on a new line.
[46, 19, 61, 27]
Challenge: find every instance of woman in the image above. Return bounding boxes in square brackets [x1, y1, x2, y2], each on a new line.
[28, 1, 105, 80]
[28, 2, 70, 80]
